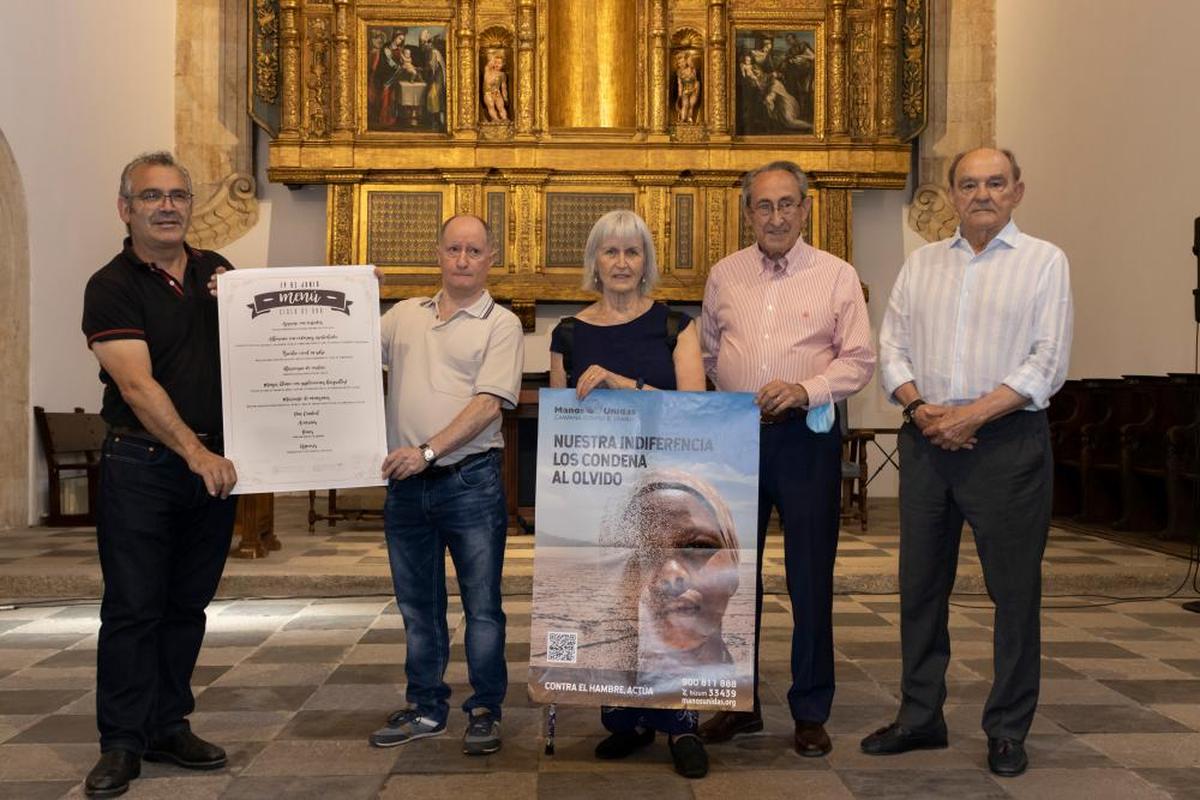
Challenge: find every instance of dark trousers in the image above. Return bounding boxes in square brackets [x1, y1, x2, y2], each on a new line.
[383, 450, 509, 725]
[601, 707, 698, 736]
[750, 416, 842, 723]
[96, 434, 236, 753]
[897, 410, 1052, 742]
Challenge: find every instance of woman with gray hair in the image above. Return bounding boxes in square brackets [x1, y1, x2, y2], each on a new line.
[549, 209, 709, 777]
[549, 209, 704, 398]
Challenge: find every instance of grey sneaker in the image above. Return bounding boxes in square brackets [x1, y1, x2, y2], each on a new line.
[369, 709, 446, 748]
[462, 708, 501, 755]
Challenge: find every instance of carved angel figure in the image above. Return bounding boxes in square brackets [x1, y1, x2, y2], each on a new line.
[482, 49, 510, 123]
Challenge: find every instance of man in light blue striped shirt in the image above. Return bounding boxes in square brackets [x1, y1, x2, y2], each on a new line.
[862, 148, 1073, 778]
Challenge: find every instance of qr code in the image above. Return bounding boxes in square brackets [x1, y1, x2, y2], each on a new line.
[547, 631, 578, 664]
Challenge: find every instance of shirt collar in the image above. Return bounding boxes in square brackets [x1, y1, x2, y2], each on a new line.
[121, 236, 202, 269]
[421, 289, 496, 320]
[756, 235, 809, 276]
[948, 219, 1021, 254]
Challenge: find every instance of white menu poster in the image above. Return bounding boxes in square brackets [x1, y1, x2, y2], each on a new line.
[218, 266, 387, 494]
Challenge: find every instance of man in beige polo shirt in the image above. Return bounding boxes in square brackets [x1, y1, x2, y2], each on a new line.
[368, 214, 524, 757]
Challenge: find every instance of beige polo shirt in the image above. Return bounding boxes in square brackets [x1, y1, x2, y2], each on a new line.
[380, 290, 524, 465]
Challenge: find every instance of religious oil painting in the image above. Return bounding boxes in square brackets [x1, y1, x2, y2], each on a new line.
[366, 24, 448, 133]
[734, 29, 817, 135]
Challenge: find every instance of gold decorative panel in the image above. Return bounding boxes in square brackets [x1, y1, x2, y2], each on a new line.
[486, 190, 507, 267]
[544, 193, 637, 267]
[259, 0, 929, 321]
[673, 193, 694, 269]
[363, 190, 445, 267]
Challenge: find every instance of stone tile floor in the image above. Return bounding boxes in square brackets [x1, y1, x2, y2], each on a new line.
[0, 497, 1191, 599]
[1, 497, 1198, 797]
[2, 591, 1200, 798]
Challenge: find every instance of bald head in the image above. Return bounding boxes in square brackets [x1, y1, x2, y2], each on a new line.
[438, 214, 494, 251]
[947, 147, 1021, 188]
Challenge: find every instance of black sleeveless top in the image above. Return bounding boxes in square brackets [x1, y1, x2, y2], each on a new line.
[550, 302, 692, 389]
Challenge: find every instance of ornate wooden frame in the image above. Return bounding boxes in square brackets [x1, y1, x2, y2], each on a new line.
[256, 0, 928, 327]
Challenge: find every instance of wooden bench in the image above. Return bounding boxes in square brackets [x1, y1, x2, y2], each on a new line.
[33, 406, 107, 526]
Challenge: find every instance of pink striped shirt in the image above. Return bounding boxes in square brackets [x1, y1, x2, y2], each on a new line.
[701, 238, 876, 405]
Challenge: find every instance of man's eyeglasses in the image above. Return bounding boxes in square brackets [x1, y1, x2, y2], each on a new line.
[751, 198, 803, 220]
[128, 189, 194, 206]
[439, 244, 490, 262]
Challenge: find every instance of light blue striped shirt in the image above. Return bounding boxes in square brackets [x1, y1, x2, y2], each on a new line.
[879, 220, 1073, 410]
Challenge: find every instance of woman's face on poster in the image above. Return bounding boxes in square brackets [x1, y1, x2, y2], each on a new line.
[636, 488, 738, 651]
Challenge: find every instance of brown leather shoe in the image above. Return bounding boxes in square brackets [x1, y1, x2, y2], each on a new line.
[794, 721, 832, 757]
[697, 710, 764, 744]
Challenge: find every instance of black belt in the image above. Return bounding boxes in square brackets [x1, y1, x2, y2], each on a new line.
[109, 427, 218, 445]
[421, 449, 497, 479]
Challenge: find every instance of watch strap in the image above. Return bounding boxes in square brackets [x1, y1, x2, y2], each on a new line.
[902, 398, 926, 423]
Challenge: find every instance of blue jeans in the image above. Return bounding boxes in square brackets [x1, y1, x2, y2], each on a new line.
[96, 434, 236, 753]
[383, 449, 508, 725]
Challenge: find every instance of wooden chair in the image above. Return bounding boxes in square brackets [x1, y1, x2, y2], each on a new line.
[33, 406, 107, 526]
[1074, 378, 1126, 523]
[1049, 378, 1101, 518]
[838, 399, 874, 530]
[1163, 373, 1200, 541]
[1114, 375, 1174, 533]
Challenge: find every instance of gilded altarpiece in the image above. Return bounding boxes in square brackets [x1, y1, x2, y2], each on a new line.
[257, 0, 928, 327]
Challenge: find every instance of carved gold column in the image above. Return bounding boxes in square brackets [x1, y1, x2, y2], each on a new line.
[707, 0, 729, 137]
[508, 171, 549, 273]
[279, 0, 302, 137]
[648, 0, 668, 138]
[457, 0, 478, 134]
[820, 188, 852, 263]
[877, 0, 899, 137]
[828, 0, 849, 137]
[450, 171, 488, 217]
[304, 15, 332, 138]
[516, 0, 537, 137]
[332, 0, 353, 136]
[327, 182, 357, 265]
[634, 174, 673, 273]
[903, 0, 928, 126]
[697, 175, 734, 269]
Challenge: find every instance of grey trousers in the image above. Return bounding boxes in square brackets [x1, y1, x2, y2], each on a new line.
[896, 410, 1052, 742]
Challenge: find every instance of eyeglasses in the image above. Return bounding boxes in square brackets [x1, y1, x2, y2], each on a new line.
[127, 189, 194, 206]
[751, 198, 803, 220]
[439, 243, 490, 262]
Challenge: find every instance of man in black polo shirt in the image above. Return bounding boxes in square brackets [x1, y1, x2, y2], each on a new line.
[80, 151, 238, 798]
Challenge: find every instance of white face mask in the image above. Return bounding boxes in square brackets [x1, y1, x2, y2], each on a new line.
[806, 402, 835, 433]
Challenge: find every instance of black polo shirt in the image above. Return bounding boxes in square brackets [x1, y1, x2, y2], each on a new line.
[82, 237, 232, 435]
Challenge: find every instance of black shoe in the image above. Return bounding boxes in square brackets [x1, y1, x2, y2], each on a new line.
[987, 737, 1028, 777]
[85, 749, 140, 798]
[696, 710, 764, 743]
[144, 730, 227, 770]
[860, 721, 948, 755]
[668, 733, 709, 779]
[595, 727, 655, 759]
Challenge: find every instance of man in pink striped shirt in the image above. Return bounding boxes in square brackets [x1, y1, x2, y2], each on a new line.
[698, 161, 875, 757]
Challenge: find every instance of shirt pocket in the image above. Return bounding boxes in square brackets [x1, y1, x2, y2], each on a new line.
[428, 327, 485, 398]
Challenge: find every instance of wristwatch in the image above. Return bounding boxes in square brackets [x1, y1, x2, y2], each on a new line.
[902, 398, 927, 424]
[418, 443, 437, 466]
